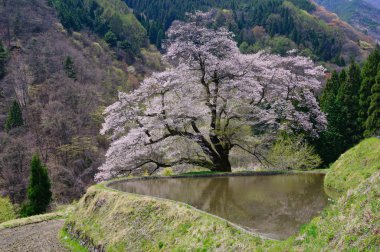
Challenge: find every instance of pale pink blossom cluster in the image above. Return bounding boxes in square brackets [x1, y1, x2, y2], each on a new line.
[95, 13, 327, 181]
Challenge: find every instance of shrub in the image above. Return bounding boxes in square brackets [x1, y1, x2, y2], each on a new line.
[268, 134, 322, 170]
[4, 100, 23, 132]
[162, 168, 174, 176]
[0, 197, 16, 223]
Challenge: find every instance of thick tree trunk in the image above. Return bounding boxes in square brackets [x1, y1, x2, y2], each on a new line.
[212, 155, 232, 172]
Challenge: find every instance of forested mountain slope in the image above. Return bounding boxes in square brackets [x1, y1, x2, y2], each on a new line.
[313, 0, 380, 42]
[126, 0, 373, 63]
[0, 0, 162, 203]
[49, 0, 148, 63]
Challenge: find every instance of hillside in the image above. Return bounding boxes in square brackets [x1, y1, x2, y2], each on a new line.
[314, 0, 380, 42]
[325, 137, 380, 197]
[49, 0, 148, 63]
[0, 0, 162, 203]
[126, 0, 373, 63]
[311, 3, 375, 63]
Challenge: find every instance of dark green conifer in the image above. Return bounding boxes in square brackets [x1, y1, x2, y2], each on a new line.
[4, 100, 23, 132]
[336, 61, 362, 148]
[0, 41, 8, 79]
[359, 45, 380, 129]
[156, 29, 164, 49]
[317, 71, 344, 164]
[365, 67, 380, 136]
[339, 69, 347, 84]
[21, 154, 52, 217]
[104, 30, 117, 47]
[320, 71, 340, 111]
[64, 56, 77, 80]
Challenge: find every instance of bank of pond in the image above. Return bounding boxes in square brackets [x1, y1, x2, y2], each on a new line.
[62, 138, 380, 251]
[110, 173, 328, 240]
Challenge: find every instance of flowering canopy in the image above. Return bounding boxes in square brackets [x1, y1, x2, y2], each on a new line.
[95, 14, 326, 181]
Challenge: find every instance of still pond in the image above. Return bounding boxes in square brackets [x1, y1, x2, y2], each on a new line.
[110, 174, 328, 239]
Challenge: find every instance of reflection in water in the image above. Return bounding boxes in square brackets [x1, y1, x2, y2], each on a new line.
[111, 174, 328, 239]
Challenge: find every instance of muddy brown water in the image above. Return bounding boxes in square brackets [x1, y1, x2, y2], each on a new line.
[110, 174, 328, 239]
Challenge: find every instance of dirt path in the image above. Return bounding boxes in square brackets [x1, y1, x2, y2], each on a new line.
[0, 219, 67, 252]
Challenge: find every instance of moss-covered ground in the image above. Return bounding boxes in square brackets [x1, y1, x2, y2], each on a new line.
[63, 138, 380, 251]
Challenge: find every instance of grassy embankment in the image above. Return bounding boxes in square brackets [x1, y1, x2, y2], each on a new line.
[61, 138, 379, 251]
[0, 205, 73, 231]
[324, 137, 380, 198]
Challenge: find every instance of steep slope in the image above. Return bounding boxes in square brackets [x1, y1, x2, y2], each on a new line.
[311, 3, 375, 62]
[314, 0, 380, 42]
[0, 0, 162, 203]
[50, 0, 148, 63]
[324, 137, 380, 197]
[126, 0, 372, 63]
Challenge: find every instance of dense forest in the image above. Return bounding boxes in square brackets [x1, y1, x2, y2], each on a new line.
[49, 0, 148, 63]
[316, 45, 380, 164]
[126, 0, 344, 62]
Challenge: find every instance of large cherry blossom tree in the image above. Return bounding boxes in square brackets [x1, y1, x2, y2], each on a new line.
[95, 13, 327, 181]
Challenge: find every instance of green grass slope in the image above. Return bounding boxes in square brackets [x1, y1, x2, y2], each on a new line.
[325, 137, 380, 198]
[64, 186, 268, 251]
[64, 138, 380, 251]
[276, 170, 380, 251]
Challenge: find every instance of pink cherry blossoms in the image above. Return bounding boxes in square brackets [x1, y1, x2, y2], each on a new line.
[95, 13, 327, 181]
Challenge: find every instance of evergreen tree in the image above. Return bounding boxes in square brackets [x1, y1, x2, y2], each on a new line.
[0, 41, 8, 79]
[104, 30, 117, 47]
[339, 68, 347, 84]
[21, 155, 52, 217]
[359, 45, 380, 130]
[316, 71, 345, 164]
[365, 67, 380, 136]
[156, 29, 164, 49]
[4, 101, 23, 132]
[336, 61, 362, 148]
[317, 50, 380, 165]
[64, 56, 76, 80]
[320, 71, 340, 111]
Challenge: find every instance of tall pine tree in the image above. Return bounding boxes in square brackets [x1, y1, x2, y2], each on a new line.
[0, 41, 7, 79]
[64, 56, 77, 80]
[317, 71, 345, 164]
[4, 100, 23, 132]
[317, 48, 380, 165]
[365, 66, 380, 136]
[339, 69, 347, 84]
[359, 45, 380, 130]
[21, 154, 52, 217]
[336, 61, 362, 148]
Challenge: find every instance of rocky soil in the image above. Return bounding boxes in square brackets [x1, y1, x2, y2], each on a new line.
[0, 219, 67, 252]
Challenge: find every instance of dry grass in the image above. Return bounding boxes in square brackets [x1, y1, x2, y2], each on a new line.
[0, 206, 73, 231]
